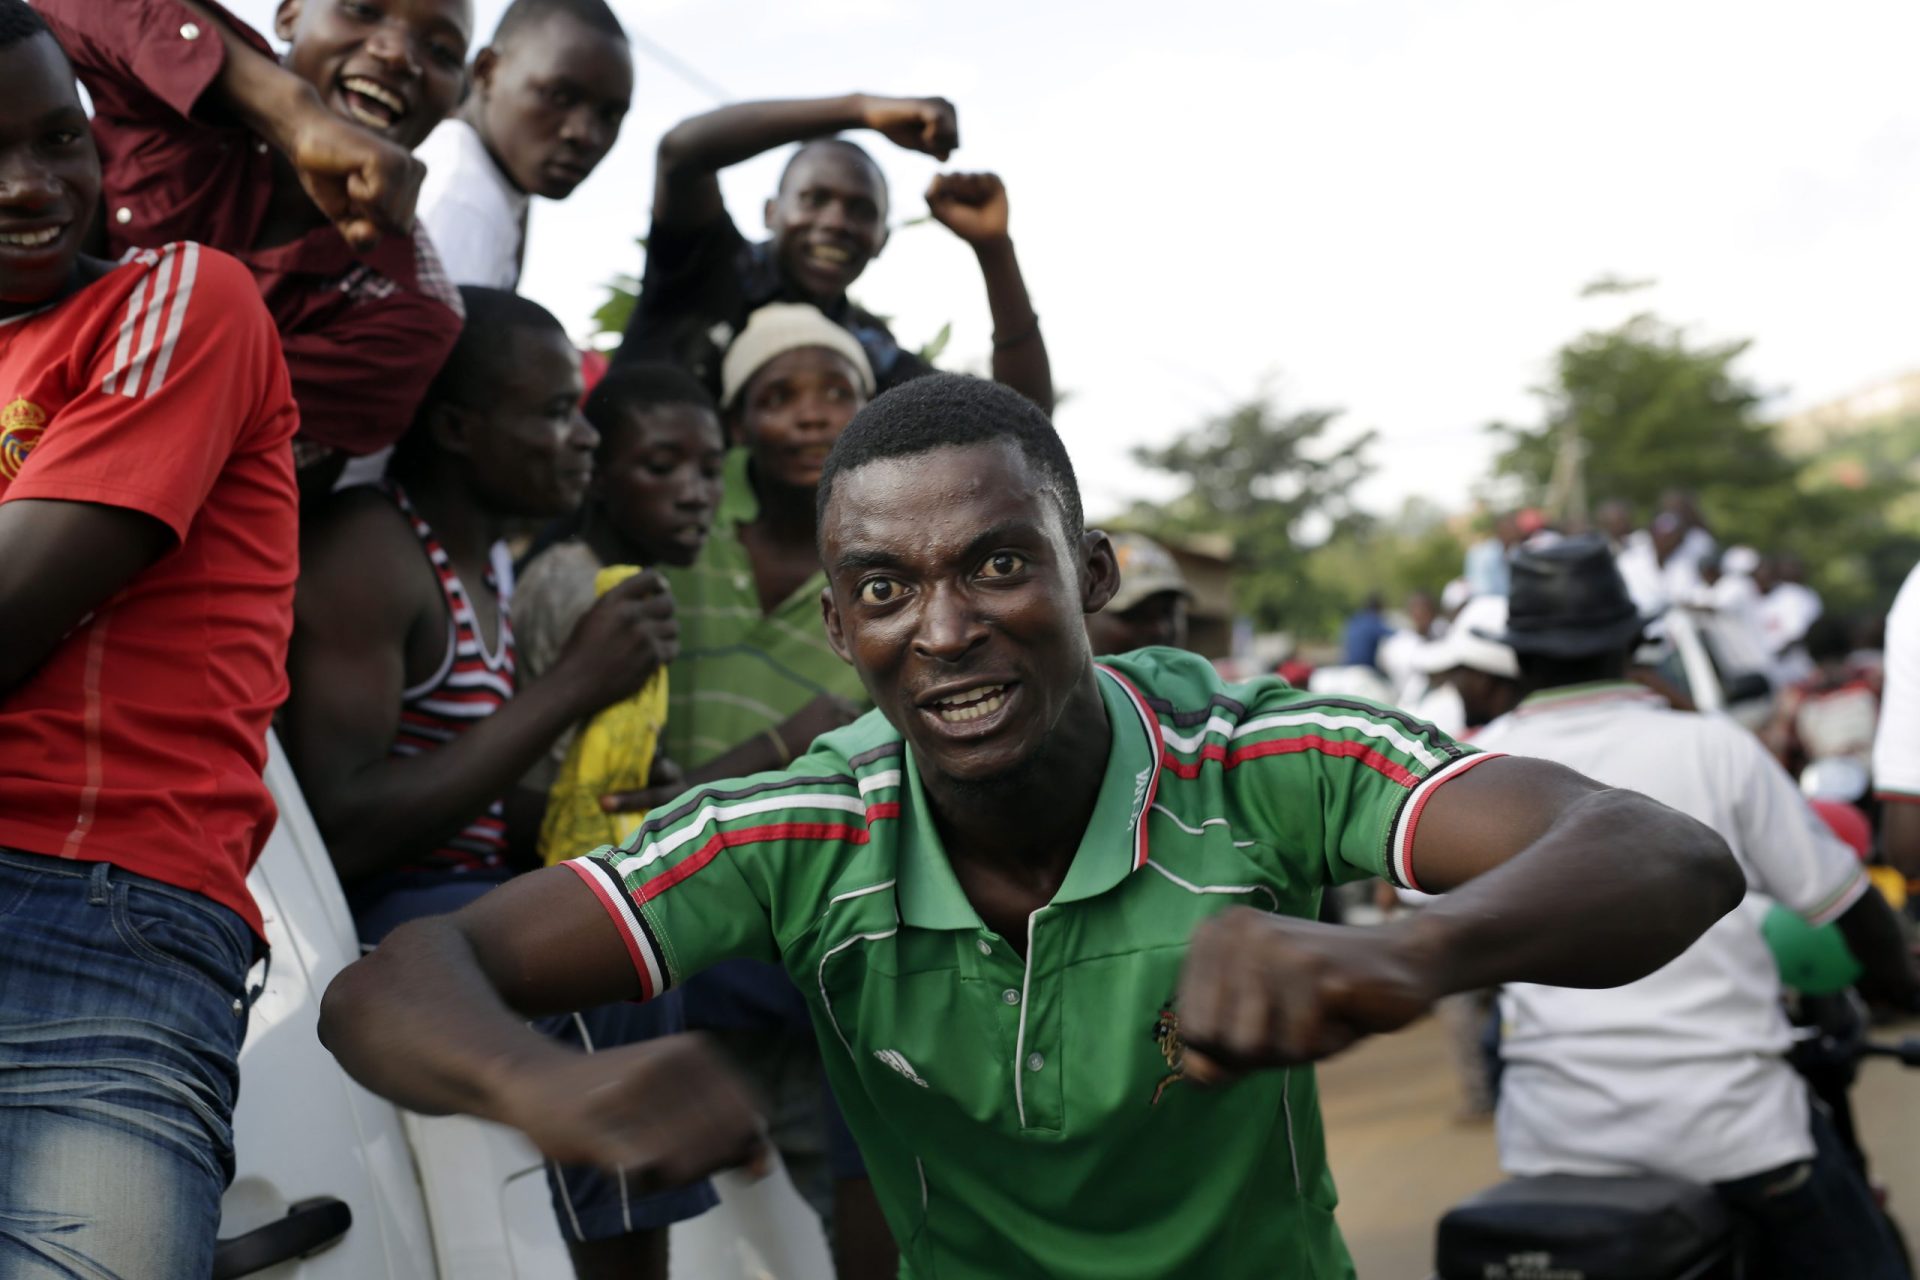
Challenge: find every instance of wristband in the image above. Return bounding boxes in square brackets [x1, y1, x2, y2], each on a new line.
[992, 314, 1041, 350]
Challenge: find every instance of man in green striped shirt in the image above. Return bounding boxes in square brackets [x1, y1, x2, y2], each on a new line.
[322, 374, 1744, 1278]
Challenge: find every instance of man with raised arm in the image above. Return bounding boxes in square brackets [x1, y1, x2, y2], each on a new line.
[617, 94, 1052, 412]
[322, 374, 1743, 1279]
[38, 0, 471, 492]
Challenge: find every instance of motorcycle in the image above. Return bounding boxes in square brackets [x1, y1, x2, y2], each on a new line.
[1431, 997, 1920, 1280]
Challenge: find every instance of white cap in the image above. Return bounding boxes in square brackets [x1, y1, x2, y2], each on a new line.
[1418, 594, 1519, 679]
[720, 302, 876, 409]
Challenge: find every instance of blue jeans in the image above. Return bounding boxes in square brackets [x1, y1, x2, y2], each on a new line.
[1716, 1103, 1912, 1280]
[0, 849, 254, 1279]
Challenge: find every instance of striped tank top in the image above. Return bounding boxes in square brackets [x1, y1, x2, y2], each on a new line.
[384, 481, 515, 874]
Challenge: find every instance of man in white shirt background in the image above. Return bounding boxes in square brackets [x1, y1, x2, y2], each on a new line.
[1472, 537, 1919, 1280]
[415, 0, 633, 290]
[1874, 561, 1920, 878]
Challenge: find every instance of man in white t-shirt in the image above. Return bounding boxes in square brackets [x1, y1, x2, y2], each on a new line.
[1874, 561, 1920, 877]
[1473, 537, 1918, 1280]
[415, 0, 633, 289]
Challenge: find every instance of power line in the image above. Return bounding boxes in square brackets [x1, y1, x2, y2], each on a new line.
[628, 31, 731, 103]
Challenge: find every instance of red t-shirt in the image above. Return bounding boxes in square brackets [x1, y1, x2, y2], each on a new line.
[37, 0, 462, 459]
[0, 244, 299, 937]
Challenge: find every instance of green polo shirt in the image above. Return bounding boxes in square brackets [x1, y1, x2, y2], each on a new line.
[566, 647, 1487, 1278]
[660, 448, 867, 768]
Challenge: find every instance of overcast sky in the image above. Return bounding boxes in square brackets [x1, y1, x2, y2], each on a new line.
[228, 0, 1920, 520]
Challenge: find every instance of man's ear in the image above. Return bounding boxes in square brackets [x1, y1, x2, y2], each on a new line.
[822, 584, 852, 664]
[468, 46, 498, 99]
[273, 0, 302, 44]
[425, 400, 476, 459]
[1081, 529, 1120, 615]
[763, 195, 780, 236]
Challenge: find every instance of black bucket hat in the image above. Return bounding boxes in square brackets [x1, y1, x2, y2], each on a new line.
[1477, 535, 1659, 658]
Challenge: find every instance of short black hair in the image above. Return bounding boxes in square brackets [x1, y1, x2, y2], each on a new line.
[817, 373, 1081, 547]
[0, 0, 55, 52]
[583, 360, 717, 462]
[394, 287, 567, 467]
[490, 0, 626, 45]
[777, 138, 887, 199]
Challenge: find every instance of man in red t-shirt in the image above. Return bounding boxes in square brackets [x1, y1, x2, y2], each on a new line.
[38, 0, 470, 494]
[0, 8, 298, 1276]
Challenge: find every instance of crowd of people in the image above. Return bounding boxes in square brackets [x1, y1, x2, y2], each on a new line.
[0, 2, 1916, 1278]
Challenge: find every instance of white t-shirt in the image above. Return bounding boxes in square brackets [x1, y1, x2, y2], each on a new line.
[336, 120, 532, 560]
[1873, 562, 1920, 799]
[414, 118, 530, 292]
[1759, 581, 1824, 656]
[1472, 684, 1869, 1183]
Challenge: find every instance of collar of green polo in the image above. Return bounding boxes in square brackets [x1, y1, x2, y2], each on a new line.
[894, 665, 1164, 931]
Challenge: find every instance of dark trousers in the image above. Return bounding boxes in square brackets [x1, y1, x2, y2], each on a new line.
[1715, 1104, 1910, 1280]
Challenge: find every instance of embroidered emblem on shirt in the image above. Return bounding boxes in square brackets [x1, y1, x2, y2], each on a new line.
[1150, 998, 1185, 1106]
[874, 1048, 929, 1087]
[0, 398, 46, 480]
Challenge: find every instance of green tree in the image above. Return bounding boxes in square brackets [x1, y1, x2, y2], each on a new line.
[1490, 303, 1908, 611]
[1125, 393, 1376, 637]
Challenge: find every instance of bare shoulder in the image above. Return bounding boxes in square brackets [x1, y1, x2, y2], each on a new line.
[296, 486, 433, 632]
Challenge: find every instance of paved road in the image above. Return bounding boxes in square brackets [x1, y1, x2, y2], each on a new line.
[1322, 1014, 1920, 1277]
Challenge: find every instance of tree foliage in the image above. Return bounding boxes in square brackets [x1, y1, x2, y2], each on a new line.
[1124, 395, 1377, 636]
[1490, 310, 1911, 612]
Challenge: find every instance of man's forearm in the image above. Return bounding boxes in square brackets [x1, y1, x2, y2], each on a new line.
[1401, 788, 1743, 994]
[314, 679, 599, 880]
[320, 914, 573, 1116]
[1835, 886, 1920, 1007]
[176, 0, 321, 154]
[973, 236, 1053, 413]
[658, 94, 868, 175]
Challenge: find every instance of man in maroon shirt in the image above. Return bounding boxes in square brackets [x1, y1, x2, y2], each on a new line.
[39, 0, 470, 491]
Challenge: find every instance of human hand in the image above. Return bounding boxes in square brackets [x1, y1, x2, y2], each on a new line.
[1174, 910, 1435, 1082]
[859, 95, 959, 160]
[282, 105, 424, 252]
[555, 571, 679, 716]
[492, 1035, 769, 1186]
[600, 755, 686, 817]
[925, 172, 1010, 245]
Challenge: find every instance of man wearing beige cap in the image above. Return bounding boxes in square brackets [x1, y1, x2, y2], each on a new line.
[1085, 532, 1193, 656]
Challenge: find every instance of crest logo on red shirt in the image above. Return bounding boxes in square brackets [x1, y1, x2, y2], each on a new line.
[0, 397, 46, 480]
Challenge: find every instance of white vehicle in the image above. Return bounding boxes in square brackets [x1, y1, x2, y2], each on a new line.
[211, 735, 834, 1279]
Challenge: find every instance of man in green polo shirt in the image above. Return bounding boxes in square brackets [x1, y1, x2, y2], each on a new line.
[320, 374, 1744, 1278]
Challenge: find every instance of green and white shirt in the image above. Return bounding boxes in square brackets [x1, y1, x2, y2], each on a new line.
[659, 448, 867, 769]
[565, 647, 1487, 1278]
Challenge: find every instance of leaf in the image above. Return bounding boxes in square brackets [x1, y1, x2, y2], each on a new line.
[918, 321, 952, 365]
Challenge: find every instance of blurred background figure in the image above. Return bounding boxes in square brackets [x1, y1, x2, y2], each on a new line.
[1464, 511, 1521, 598]
[1378, 588, 1441, 702]
[1760, 553, 1827, 682]
[1086, 532, 1192, 655]
[1341, 590, 1392, 672]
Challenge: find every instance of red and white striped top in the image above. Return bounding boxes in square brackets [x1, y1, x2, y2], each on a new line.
[383, 481, 516, 874]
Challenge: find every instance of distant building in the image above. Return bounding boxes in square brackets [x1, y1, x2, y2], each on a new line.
[1779, 369, 1920, 456]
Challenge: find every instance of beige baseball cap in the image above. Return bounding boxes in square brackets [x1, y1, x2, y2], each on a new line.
[1106, 533, 1192, 613]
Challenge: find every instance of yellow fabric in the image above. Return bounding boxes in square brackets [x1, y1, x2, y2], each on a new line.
[539, 565, 669, 865]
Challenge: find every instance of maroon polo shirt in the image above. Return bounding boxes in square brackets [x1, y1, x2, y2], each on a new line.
[40, 0, 463, 460]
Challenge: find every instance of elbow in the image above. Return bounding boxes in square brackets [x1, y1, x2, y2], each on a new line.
[655, 124, 701, 176]
[316, 956, 367, 1058]
[1672, 814, 1745, 932]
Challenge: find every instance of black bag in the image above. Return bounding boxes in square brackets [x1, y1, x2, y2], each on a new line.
[1435, 1174, 1733, 1280]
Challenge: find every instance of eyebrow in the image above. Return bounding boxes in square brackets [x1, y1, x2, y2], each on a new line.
[830, 519, 1046, 576]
